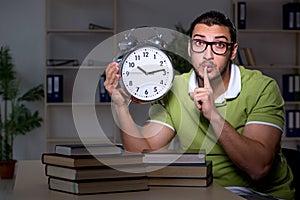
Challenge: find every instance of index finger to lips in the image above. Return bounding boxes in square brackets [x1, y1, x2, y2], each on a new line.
[204, 67, 212, 89]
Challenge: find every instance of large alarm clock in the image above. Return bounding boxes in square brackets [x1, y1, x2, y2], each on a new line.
[119, 45, 174, 103]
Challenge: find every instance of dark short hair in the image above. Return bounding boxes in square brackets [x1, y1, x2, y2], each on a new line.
[189, 10, 237, 44]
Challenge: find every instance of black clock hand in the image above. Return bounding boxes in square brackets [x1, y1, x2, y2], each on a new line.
[148, 69, 166, 75]
[137, 66, 148, 75]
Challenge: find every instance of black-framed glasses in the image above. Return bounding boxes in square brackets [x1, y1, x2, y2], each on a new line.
[190, 39, 234, 55]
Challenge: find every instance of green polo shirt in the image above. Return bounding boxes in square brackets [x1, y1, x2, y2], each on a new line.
[148, 64, 294, 200]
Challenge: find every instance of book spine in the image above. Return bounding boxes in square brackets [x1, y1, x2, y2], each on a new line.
[242, 48, 256, 66]
[236, 48, 246, 66]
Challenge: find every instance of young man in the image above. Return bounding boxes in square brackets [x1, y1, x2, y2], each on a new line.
[104, 11, 295, 200]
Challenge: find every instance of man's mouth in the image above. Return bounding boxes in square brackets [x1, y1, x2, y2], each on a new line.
[202, 64, 214, 73]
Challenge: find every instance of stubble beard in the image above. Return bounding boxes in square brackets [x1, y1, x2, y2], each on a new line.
[194, 60, 231, 85]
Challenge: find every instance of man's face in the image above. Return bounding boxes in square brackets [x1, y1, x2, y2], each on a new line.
[188, 23, 237, 81]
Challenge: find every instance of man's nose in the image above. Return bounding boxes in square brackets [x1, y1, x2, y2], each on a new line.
[203, 45, 214, 59]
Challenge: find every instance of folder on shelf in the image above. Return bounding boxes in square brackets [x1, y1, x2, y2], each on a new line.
[282, 74, 300, 101]
[47, 74, 63, 102]
[237, 1, 246, 29]
[282, 3, 300, 30]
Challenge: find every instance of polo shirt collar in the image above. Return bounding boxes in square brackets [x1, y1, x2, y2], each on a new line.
[188, 64, 241, 103]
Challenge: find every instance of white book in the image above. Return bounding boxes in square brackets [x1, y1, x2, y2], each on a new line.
[142, 149, 206, 164]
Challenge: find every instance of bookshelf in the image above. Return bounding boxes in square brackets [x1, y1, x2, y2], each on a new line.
[45, 0, 119, 152]
[232, 0, 300, 150]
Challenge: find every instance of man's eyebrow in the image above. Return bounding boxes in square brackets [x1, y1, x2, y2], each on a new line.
[193, 34, 205, 38]
[193, 34, 229, 41]
[215, 36, 229, 41]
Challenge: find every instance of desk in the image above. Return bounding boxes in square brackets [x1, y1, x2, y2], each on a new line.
[12, 160, 245, 200]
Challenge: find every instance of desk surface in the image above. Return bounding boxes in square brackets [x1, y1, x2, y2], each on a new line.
[12, 160, 245, 200]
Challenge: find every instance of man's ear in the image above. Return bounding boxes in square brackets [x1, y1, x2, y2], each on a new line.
[230, 43, 238, 61]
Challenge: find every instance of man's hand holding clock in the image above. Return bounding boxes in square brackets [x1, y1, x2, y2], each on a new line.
[104, 62, 130, 107]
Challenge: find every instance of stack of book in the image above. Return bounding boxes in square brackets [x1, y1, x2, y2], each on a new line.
[42, 143, 149, 195]
[143, 149, 213, 187]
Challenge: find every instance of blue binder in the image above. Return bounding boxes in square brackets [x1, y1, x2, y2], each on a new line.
[47, 74, 63, 102]
[285, 110, 300, 137]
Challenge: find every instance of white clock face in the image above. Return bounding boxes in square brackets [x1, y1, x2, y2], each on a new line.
[120, 46, 174, 102]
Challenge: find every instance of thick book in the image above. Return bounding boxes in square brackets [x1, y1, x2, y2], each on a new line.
[45, 164, 146, 181]
[42, 152, 144, 168]
[55, 143, 122, 156]
[146, 160, 212, 178]
[142, 149, 206, 164]
[148, 175, 213, 187]
[48, 177, 149, 195]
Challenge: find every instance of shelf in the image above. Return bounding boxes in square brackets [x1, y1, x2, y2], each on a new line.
[46, 66, 107, 70]
[282, 137, 300, 141]
[45, 0, 118, 152]
[46, 102, 112, 106]
[238, 29, 300, 34]
[233, 0, 300, 146]
[46, 137, 114, 143]
[285, 101, 300, 105]
[246, 65, 300, 70]
[47, 29, 114, 34]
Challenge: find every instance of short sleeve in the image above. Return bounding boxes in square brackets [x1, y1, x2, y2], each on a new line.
[147, 101, 175, 131]
[246, 79, 285, 131]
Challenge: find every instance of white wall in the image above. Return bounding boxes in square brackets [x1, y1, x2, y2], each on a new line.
[0, 0, 230, 160]
[0, 0, 45, 160]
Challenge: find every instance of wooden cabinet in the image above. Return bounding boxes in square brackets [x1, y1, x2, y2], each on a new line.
[232, 0, 300, 150]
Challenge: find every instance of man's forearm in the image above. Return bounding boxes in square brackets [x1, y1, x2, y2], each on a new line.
[114, 104, 150, 152]
[209, 112, 276, 180]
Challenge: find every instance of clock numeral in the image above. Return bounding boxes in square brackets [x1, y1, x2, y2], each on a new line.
[135, 55, 141, 61]
[129, 62, 135, 68]
[160, 80, 164, 85]
[144, 89, 149, 95]
[153, 86, 157, 92]
[136, 87, 140, 92]
[126, 71, 129, 76]
[153, 54, 157, 59]
[160, 61, 164, 66]
[129, 80, 133, 86]
[143, 52, 149, 57]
